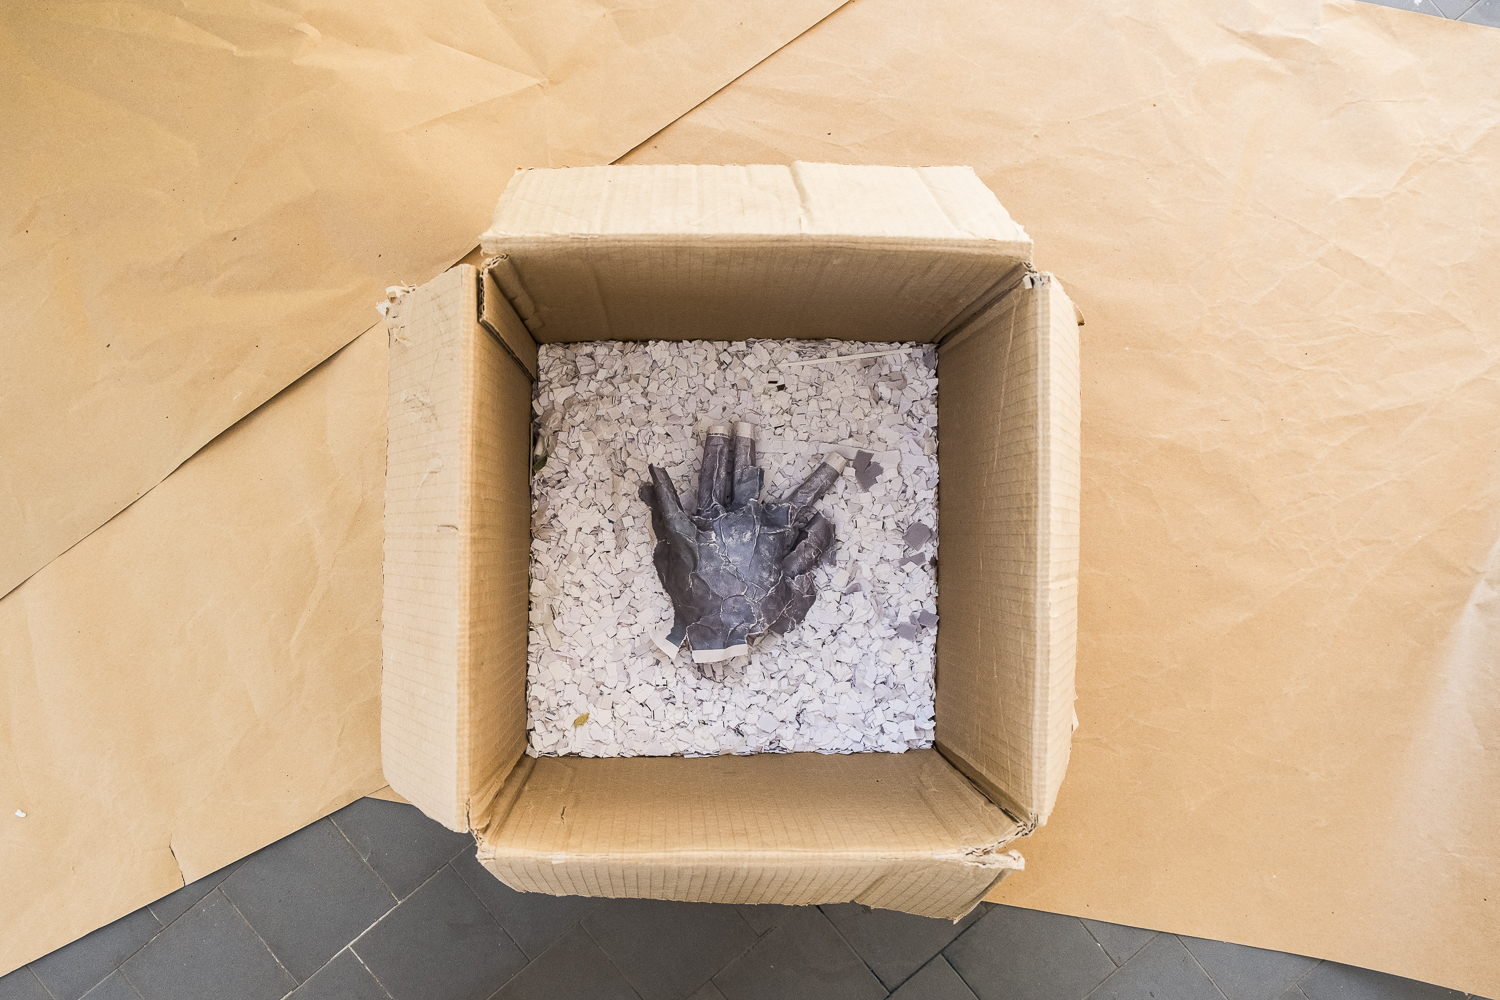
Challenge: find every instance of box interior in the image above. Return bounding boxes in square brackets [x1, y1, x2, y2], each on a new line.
[382, 164, 1079, 917]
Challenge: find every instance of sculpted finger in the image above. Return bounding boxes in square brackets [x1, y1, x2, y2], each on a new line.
[730, 421, 763, 508]
[695, 424, 734, 514]
[648, 465, 696, 549]
[782, 513, 835, 577]
[781, 452, 848, 517]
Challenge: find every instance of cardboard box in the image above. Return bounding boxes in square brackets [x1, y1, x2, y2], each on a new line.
[380, 163, 1080, 919]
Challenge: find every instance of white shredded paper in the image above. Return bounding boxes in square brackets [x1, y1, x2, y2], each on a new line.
[527, 339, 939, 758]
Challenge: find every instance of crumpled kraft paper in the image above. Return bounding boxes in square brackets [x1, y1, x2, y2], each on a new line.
[0, 328, 387, 974]
[619, 0, 1500, 993]
[0, 0, 847, 600]
[0, 0, 849, 971]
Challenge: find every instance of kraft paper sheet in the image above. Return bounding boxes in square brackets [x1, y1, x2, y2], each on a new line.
[5, 0, 1498, 992]
[620, 0, 1500, 992]
[0, 0, 847, 600]
[0, 0, 846, 971]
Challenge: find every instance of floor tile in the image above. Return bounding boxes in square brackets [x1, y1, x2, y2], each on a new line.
[221, 818, 397, 982]
[821, 902, 982, 989]
[1458, 0, 1500, 23]
[1088, 934, 1226, 1000]
[943, 905, 1113, 1000]
[1081, 918, 1157, 967]
[148, 859, 245, 927]
[713, 906, 886, 1000]
[351, 865, 526, 1000]
[121, 888, 296, 1000]
[31, 904, 161, 1000]
[584, 898, 759, 1000]
[492, 924, 640, 1000]
[1299, 961, 1466, 1000]
[888, 956, 979, 1000]
[687, 984, 728, 1000]
[0, 968, 54, 1000]
[330, 798, 474, 900]
[80, 973, 143, 1000]
[288, 950, 392, 1000]
[736, 905, 798, 936]
[1181, 935, 1319, 1000]
[1429, 0, 1479, 16]
[449, 849, 596, 960]
[1276, 987, 1310, 1000]
[1354, 0, 1448, 15]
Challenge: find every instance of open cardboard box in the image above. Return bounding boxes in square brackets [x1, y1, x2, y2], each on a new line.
[381, 163, 1081, 920]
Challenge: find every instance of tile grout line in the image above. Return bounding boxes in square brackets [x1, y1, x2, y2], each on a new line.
[813, 903, 901, 995]
[349, 946, 398, 1000]
[348, 863, 455, 955]
[22, 966, 60, 1000]
[327, 815, 402, 903]
[1084, 960, 1135, 1000]
[1073, 916, 1122, 969]
[574, 918, 648, 1000]
[277, 943, 353, 998]
[1175, 935, 1234, 1000]
[217, 887, 300, 989]
[1296, 960, 1326, 986]
[441, 858, 530, 962]
[94, 907, 170, 995]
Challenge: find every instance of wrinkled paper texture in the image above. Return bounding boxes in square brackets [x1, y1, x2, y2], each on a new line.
[0, 0, 847, 972]
[621, 0, 1500, 994]
[0, 0, 847, 599]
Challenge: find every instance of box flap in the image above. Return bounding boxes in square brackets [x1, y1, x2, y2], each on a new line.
[478, 163, 1032, 345]
[383, 266, 532, 831]
[933, 274, 1080, 826]
[474, 749, 1023, 920]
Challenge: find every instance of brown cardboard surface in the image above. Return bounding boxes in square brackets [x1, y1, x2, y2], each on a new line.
[387, 170, 1072, 920]
[477, 751, 1023, 920]
[618, 0, 1500, 993]
[479, 164, 1031, 344]
[0, 329, 387, 974]
[382, 265, 532, 831]
[0, 0, 849, 600]
[935, 277, 1080, 827]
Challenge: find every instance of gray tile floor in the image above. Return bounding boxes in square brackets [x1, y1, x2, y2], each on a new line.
[3, 797, 1491, 1000]
[1360, 0, 1500, 24]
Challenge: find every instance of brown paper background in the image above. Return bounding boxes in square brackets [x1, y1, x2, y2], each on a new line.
[0, 328, 387, 973]
[619, 0, 1500, 993]
[0, 0, 849, 971]
[0, 0, 847, 599]
[5, 0, 1498, 991]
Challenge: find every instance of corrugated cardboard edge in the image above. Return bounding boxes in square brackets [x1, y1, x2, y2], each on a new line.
[387, 166, 1072, 919]
[382, 268, 470, 830]
[470, 751, 1025, 921]
[1033, 273, 1081, 822]
[932, 273, 1080, 827]
[382, 265, 537, 832]
[478, 164, 1032, 346]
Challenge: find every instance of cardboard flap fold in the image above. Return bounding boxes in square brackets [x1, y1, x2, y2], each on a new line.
[478, 163, 1032, 345]
[934, 275, 1080, 826]
[383, 266, 532, 831]
[475, 750, 1023, 920]
[386, 165, 1072, 920]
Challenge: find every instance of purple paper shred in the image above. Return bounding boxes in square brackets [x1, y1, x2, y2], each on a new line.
[903, 523, 933, 549]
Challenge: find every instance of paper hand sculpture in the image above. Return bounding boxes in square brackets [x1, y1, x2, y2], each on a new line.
[641, 422, 846, 664]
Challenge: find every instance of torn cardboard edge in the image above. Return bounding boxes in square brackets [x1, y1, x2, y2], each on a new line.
[381, 164, 1081, 919]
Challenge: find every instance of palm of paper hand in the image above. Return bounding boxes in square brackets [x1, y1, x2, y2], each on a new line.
[641, 422, 844, 664]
